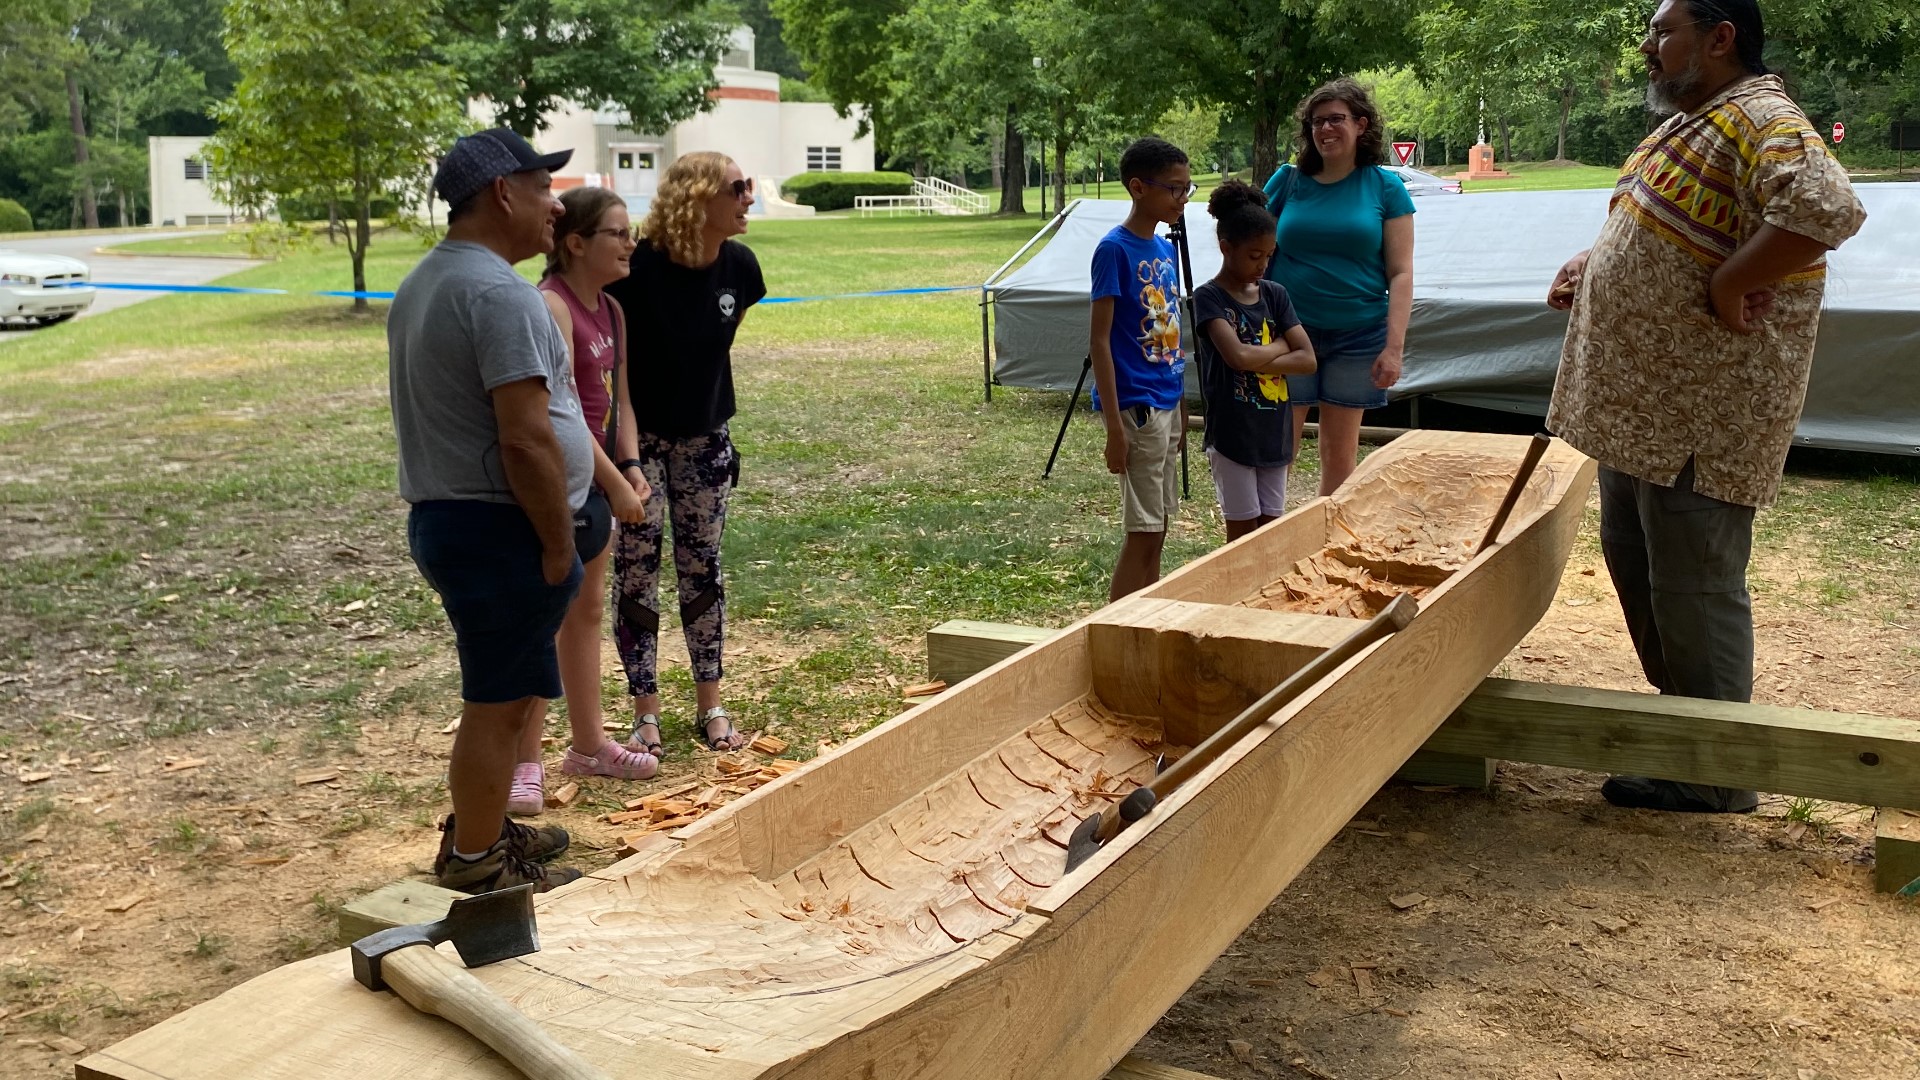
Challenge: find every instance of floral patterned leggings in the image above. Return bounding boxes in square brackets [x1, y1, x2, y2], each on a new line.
[612, 427, 735, 697]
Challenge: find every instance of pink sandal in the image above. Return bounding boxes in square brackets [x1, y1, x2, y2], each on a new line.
[560, 740, 659, 781]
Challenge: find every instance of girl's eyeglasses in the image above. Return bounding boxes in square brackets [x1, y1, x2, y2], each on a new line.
[588, 226, 637, 243]
[728, 178, 755, 198]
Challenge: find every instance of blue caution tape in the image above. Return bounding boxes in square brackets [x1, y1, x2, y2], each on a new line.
[58, 281, 975, 304]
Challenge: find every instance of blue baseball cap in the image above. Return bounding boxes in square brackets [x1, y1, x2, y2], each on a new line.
[432, 127, 574, 208]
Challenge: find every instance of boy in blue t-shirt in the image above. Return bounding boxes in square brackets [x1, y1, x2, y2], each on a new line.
[1090, 136, 1192, 602]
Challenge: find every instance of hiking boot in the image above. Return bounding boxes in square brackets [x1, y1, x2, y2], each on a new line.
[560, 740, 658, 781]
[1600, 776, 1759, 814]
[435, 837, 582, 895]
[435, 814, 571, 876]
[506, 762, 544, 817]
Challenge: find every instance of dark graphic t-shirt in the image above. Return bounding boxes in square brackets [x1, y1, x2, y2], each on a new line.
[606, 239, 767, 437]
[1192, 279, 1302, 469]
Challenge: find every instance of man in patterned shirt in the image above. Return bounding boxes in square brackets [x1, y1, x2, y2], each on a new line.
[1545, 0, 1866, 813]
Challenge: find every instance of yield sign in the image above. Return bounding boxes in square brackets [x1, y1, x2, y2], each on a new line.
[1392, 141, 1418, 166]
[1832, 121, 1846, 143]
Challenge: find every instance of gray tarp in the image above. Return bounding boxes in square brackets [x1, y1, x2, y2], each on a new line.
[986, 184, 1920, 456]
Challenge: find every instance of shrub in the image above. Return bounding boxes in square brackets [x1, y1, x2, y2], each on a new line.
[0, 198, 32, 234]
[779, 171, 914, 212]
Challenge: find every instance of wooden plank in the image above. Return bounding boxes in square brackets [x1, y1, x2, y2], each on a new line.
[1875, 809, 1920, 894]
[927, 620, 1055, 685]
[1431, 678, 1920, 809]
[334, 880, 462, 945]
[1106, 1055, 1224, 1080]
[1394, 748, 1494, 789]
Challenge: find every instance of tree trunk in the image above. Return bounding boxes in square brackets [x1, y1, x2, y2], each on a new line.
[349, 150, 372, 315]
[1556, 83, 1574, 162]
[989, 128, 1003, 191]
[1497, 115, 1512, 164]
[118, 187, 128, 228]
[328, 201, 341, 244]
[1251, 73, 1284, 183]
[65, 70, 99, 230]
[1052, 119, 1068, 215]
[998, 109, 1025, 214]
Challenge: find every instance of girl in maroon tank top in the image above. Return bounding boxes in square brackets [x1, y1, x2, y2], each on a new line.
[500, 187, 658, 807]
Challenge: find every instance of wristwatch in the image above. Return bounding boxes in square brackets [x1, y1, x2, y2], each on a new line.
[615, 459, 643, 473]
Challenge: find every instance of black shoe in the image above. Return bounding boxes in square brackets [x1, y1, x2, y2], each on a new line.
[1601, 776, 1758, 814]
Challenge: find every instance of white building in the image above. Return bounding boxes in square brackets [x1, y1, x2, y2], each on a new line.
[525, 27, 873, 212]
[147, 136, 246, 227]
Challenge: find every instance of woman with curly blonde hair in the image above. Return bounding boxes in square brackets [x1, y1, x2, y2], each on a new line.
[603, 152, 764, 755]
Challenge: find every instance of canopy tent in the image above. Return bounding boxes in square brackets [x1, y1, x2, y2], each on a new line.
[982, 184, 1920, 456]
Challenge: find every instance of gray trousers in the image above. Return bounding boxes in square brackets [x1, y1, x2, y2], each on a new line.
[1598, 460, 1759, 809]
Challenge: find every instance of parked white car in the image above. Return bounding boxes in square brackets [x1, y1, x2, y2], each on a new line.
[1382, 165, 1464, 196]
[1, 250, 95, 327]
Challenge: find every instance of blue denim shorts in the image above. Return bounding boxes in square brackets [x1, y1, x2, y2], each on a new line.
[1284, 321, 1390, 410]
[409, 500, 582, 704]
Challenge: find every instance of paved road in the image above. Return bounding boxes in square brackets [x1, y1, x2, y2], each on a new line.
[0, 230, 261, 339]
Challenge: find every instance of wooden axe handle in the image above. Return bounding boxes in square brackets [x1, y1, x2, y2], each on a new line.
[1099, 593, 1419, 845]
[1475, 433, 1553, 553]
[382, 944, 612, 1080]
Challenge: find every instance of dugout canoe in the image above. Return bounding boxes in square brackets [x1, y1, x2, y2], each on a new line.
[81, 431, 1596, 1080]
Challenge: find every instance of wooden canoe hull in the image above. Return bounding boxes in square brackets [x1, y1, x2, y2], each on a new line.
[81, 432, 1595, 1080]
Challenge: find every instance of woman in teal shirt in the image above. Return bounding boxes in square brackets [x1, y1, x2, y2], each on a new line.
[1264, 77, 1415, 497]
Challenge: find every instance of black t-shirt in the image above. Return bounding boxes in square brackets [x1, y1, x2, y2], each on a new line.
[604, 238, 767, 437]
[1192, 279, 1301, 469]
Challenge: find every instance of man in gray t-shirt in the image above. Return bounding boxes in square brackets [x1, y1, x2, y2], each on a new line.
[388, 127, 592, 895]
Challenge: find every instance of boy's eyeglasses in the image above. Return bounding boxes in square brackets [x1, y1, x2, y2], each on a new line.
[728, 178, 755, 198]
[1139, 177, 1198, 198]
[1309, 113, 1352, 130]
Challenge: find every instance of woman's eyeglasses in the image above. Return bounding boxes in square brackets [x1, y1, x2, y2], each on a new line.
[1309, 113, 1352, 130]
[728, 178, 755, 198]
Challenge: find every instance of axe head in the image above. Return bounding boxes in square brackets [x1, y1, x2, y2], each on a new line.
[351, 883, 539, 991]
[1061, 787, 1160, 874]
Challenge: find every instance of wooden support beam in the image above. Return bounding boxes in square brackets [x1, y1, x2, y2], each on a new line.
[1434, 678, 1920, 810]
[335, 880, 462, 945]
[926, 619, 1055, 685]
[1876, 809, 1920, 895]
[1397, 749, 1494, 789]
[1106, 1056, 1224, 1080]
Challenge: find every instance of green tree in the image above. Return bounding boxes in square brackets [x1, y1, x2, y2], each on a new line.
[1142, 0, 1418, 182]
[437, 0, 735, 136]
[208, 0, 465, 312]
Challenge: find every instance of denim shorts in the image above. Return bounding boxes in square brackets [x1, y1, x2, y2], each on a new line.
[1284, 321, 1390, 410]
[409, 500, 583, 704]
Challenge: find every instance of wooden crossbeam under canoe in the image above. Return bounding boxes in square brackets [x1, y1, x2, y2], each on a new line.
[80, 432, 1596, 1080]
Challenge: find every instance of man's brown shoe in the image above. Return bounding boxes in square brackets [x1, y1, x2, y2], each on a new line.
[435, 837, 582, 895]
[435, 814, 571, 876]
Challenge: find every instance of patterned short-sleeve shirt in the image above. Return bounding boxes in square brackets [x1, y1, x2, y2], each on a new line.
[1547, 75, 1866, 508]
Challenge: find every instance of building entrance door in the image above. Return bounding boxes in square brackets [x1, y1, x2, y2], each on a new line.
[610, 145, 660, 204]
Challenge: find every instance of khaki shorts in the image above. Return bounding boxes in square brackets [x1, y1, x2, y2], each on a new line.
[1120, 405, 1180, 532]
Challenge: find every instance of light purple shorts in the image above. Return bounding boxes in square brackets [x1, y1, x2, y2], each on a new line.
[1207, 447, 1289, 522]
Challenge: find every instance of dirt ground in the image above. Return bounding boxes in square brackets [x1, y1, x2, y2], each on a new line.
[3, 499, 1918, 1079]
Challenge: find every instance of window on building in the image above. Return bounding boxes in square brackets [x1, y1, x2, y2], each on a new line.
[806, 146, 842, 172]
[184, 158, 208, 181]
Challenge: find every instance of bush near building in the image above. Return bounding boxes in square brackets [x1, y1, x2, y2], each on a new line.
[780, 171, 914, 211]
